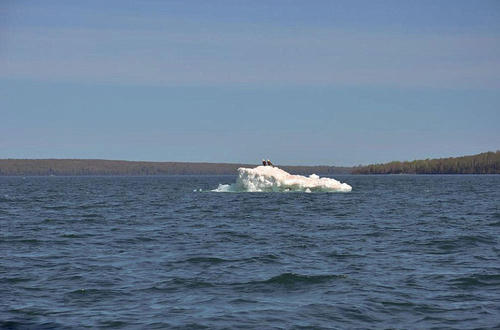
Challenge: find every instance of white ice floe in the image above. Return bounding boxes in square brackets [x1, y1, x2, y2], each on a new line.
[212, 165, 352, 193]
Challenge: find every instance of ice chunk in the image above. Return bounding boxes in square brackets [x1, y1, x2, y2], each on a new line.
[212, 165, 351, 193]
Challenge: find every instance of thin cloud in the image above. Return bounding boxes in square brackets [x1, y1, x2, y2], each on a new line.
[2, 25, 499, 89]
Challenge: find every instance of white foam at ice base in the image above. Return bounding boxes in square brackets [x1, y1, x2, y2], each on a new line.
[212, 165, 352, 193]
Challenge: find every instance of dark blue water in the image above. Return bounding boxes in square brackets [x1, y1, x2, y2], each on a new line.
[1, 175, 499, 328]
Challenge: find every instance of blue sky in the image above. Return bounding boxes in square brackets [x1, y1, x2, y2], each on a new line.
[1, 0, 499, 165]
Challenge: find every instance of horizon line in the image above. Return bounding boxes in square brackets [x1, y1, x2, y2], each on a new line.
[0, 158, 351, 168]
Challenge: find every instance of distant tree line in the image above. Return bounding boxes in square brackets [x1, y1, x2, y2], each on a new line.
[2, 152, 497, 176]
[352, 151, 500, 174]
[0, 159, 351, 176]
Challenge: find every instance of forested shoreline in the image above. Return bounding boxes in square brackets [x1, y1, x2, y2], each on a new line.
[352, 151, 500, 174]
[1, 152, 498, 176]
[0, 159, 350, 176]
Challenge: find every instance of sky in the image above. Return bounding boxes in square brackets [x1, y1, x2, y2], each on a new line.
[1, 0, 499, 166]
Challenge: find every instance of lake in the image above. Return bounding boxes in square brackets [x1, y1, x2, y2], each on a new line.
[1, 175, 499, 328]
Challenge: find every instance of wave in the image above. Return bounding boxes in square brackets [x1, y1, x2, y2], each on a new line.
[257, 273, 345, 285]
[212, 165, 352, 192]
[184, 257, 228, 264]
[152, 273, 344, 291]
[451, 274, 500, 288]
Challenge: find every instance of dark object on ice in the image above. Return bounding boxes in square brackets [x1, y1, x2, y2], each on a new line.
[266, 159, 273, 167]
[262, 159, 267, 166]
